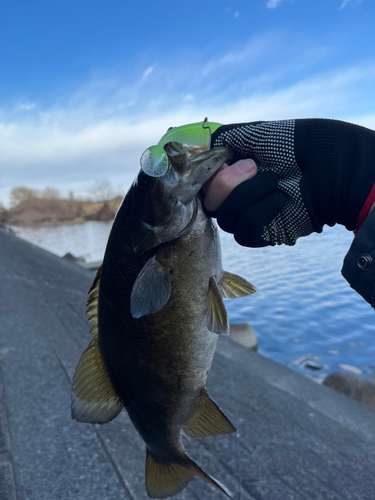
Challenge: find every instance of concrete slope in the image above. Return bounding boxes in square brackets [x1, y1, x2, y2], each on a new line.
[0, 228, 375, 500]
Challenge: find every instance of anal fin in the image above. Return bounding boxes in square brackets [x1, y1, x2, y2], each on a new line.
[71, 335, 122, 424]
[207, 277, 229, 335]
[219, 271, 257, 299]
[183, 387, 236, 439]
[145, 450, 233, 498]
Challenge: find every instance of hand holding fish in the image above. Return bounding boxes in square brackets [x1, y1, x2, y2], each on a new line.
[203, 118, 375, 307]
[203, 119, 375, 247]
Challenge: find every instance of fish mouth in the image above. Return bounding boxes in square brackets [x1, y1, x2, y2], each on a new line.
[176, 146, 234, 205]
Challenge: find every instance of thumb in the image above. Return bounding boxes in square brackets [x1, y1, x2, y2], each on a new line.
[203, 159, 257, 212]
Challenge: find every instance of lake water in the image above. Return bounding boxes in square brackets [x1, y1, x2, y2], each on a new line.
[11, 221, 375, 382]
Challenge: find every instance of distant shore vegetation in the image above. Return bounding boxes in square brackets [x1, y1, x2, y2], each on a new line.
[0, 180, 123, 226]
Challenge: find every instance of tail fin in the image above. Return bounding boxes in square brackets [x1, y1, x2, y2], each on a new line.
[145, 449, 233, 498]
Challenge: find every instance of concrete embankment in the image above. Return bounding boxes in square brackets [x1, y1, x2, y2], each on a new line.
[1, 227, 375, 500]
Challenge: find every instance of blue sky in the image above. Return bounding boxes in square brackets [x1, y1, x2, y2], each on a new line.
[1, 0, 374, 205]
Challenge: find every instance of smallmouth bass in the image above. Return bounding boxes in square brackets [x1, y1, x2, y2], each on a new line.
[71, 141, 256, 498]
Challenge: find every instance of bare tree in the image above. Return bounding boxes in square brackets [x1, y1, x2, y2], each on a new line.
[9, 187, 38, 207]
[41, 187, 60, 199]
[87, 179, 114, 201]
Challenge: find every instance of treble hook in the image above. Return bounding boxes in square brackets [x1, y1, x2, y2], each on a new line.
[202, 117, 212, 148]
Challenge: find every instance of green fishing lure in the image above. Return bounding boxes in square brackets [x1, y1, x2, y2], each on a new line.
[140, 118, 222, 177]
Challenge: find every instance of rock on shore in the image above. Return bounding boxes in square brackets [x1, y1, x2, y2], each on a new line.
[323, 372, 375, 411]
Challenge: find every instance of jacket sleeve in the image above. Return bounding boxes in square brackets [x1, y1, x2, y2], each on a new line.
[342, 209, 375, 308]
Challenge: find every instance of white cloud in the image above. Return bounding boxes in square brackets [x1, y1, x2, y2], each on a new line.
[201, 34, 279, 77]
[2, 64, 374, 165]
[18, 102, 36, 111]
[1, 41, 375, 207]
[142, 66, 154, 81]
[234, 11, 240, 17]
[339, 0, 364, 9]
[339, 0, 351, 9]
[118, 100, 135, 109]
[267, 0, 284, 9]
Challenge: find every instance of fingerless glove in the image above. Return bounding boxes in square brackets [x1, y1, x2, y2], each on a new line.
[210, 119, 375, 247]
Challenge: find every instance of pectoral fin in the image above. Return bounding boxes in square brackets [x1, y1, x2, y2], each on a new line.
[207, 277, 229, 335]
[219, 271, 257, 299]
[71, 336, 123, 424]
[183, 387, 236, 438]
[130, 256, 172, 319]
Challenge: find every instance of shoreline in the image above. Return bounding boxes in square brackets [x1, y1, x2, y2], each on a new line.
[0, 196, 122, 227]
[5, 217, 112, 228]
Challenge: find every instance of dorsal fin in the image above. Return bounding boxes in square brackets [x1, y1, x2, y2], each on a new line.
[219, 271, 257, 299]
[71, 335, 123, 424]
[183, 387, 236, 438]
[207, 277, 229, 335]
[88, 264, 102, 294]
[86, 265, 102, 334]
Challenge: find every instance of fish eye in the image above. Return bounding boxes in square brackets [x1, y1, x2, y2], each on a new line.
[138, 171, 152, 185]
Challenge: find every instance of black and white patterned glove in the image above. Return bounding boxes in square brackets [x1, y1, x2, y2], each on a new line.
[209, 119, 375, 247]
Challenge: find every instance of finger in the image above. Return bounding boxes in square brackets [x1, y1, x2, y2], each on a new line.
[233, 191, 286, 247]
[203, 159, 257, 212]
[216, 171, 279, 233]
[201, 162, 228, 197]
